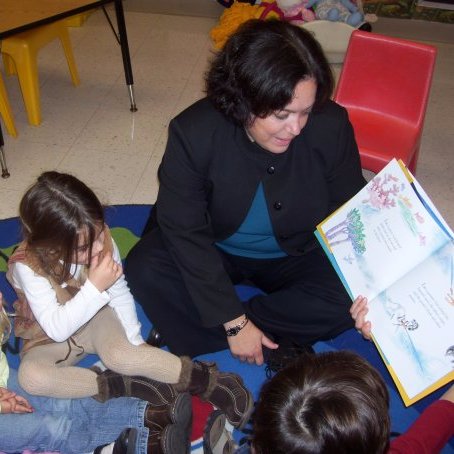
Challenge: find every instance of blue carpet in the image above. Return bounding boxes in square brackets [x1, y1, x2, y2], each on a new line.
[1, 204, 452, 452]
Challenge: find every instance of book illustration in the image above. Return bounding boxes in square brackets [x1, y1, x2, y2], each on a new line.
[325, 171, 429, 258]
[368, 240, 454, 400]
[448, 255, 454, 305]
[319, 160, 452, 303]
[381, 292, 441, 379]
[324, 208, 366, 254]
[447, 346, 454, 365]
[316, 159, 454, 405]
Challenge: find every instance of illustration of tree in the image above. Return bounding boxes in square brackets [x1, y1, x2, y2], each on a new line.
[325, 208, 366, 254]
[362, 173, 400, 210]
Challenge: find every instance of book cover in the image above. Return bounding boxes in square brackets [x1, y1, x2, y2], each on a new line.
[315, 158, 454, 405]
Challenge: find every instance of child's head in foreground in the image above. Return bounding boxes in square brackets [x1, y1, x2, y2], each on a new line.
[19, 171, 105, 281]
[252, 350, 390, 454]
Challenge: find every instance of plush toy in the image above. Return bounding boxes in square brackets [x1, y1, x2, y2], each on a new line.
[275, 0, 316, 24]
[210, 1, 281, 49]
[306, 0, 364, 26]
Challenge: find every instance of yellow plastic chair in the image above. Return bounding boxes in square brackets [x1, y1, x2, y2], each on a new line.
[65, 10, 94, 28]
[0, 70, 18, 137]
[1, 19, 80, 126]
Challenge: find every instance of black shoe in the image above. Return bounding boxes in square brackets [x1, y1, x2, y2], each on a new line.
[147, 328, 164, 347]
[263, 340, 314, 378]
[94, 428, 137, 454]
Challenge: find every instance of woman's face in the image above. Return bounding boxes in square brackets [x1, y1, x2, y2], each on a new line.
[246, 78, 317, 154]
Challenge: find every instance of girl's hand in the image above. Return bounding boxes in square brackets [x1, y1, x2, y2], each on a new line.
[0, 388, 33, 413]
[88, 252, 123, 293]
[350, 295, 372, 339]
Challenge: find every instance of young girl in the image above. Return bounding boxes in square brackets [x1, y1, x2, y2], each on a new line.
[0, 291, 147, 453]
[6, 171, 253, 453]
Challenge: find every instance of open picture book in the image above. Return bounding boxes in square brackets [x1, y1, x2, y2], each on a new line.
[315, 158, 454, 406]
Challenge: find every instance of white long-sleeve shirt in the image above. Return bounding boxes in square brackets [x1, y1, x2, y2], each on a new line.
[8, 239, 144, 346]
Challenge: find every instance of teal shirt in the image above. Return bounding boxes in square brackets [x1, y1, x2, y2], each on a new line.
[216, 183, 287, 258]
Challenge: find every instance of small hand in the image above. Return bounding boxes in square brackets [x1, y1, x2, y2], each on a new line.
[227, 319, 278, 366]
[0, 388, 33, 413]
[350, 295, 372, 339]
[88, 252, 123, 292]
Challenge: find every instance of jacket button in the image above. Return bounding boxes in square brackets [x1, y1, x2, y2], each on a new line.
[274, 201, 282, 210]
[267, 166, 275, 174]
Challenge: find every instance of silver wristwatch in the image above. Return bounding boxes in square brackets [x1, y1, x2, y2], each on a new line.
[225, 315, 249, 337]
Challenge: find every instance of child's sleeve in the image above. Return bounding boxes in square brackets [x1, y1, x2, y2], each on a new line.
[389, 400, 454, 454]
[10, 263, 108, 342]
[105, 240, 144, 346]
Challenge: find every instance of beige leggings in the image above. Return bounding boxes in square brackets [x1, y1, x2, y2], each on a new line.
[18, 307, 182, 398]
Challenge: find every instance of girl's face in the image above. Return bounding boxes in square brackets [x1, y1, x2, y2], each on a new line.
[246, 78, 317, 154]
[75, 225, 105, 264]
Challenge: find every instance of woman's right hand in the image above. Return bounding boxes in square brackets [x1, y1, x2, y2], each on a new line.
[88, 252, 123, 293]
[350, 295, 372, 339]
[0, 387, 33, 413]
[227, 319, 278, 366]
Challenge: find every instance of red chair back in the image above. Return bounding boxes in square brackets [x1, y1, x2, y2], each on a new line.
[334, 30, 437, 173]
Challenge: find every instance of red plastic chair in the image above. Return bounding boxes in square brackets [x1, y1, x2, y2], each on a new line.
[334, 30, 437, 174]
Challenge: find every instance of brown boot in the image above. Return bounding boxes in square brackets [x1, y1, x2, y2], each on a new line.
[94, 369, 192, 426]
[174, 357, 254, 430]
[144, 403, 191, 454]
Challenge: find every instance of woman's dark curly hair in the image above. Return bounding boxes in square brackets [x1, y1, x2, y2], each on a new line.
[252, 350, 391, 454]
[206, 19, 334, 126]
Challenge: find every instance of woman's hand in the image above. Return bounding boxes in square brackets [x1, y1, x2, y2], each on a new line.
[0, 387, 33, 413]
[226, 318, 278, 365]
[350, 295, 372, 339]
[88, 252, 123, 292]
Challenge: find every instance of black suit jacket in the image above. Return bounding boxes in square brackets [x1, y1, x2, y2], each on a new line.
[147, 97, 366, 326]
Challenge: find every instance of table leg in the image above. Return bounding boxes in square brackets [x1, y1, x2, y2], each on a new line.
[114, 0, 137, 112]
[0, 122, 10, 179]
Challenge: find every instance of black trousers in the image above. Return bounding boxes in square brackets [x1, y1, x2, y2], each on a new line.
[125, 227, 354, 357]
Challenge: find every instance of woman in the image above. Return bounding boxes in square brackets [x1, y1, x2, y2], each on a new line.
[125, 19, 366, 366]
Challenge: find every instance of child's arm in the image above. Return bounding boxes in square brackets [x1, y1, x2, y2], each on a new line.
[9, 242, 143, 345]
[389, 384, 454, 453]
[102, 241, 144, 346]
[10, 263, 110, 342]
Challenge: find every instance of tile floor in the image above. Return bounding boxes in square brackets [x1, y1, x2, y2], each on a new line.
[1, 8, 453, 229]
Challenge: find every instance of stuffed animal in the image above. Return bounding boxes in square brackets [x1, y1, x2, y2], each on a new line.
[306, 0, 364, 26]
[275, 0, 316, 24]
[210, 1, 281, 49]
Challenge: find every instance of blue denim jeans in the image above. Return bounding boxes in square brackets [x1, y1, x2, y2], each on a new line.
[1, 369, 149, 454]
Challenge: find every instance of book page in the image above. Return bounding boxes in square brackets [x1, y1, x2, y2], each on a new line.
[368, 240, 454, 402]
[317, 159, 452, 301]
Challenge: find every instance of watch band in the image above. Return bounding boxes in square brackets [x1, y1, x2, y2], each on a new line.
[225, 315, 249, 337]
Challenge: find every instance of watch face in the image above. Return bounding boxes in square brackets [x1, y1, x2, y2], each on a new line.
[226, 327, 239, 336]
